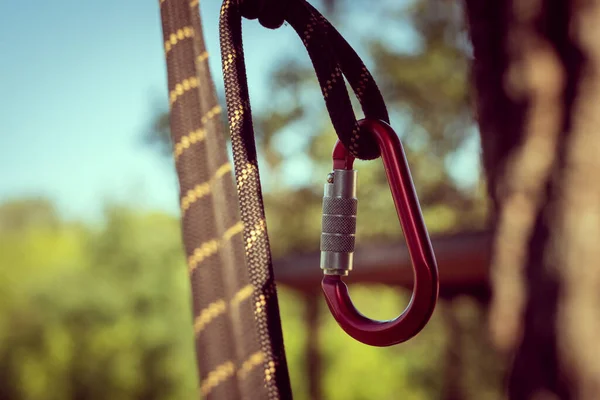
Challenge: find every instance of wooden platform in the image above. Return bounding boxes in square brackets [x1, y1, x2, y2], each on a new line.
[272, 230, 492, 301]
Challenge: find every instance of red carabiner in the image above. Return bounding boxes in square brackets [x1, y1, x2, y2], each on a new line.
[321, 119, 439, 347]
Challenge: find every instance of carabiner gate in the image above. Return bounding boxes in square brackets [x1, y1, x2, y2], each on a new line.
[320, 119, 439, 347]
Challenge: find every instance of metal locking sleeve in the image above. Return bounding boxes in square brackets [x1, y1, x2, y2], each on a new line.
[320, 169, 358, 275]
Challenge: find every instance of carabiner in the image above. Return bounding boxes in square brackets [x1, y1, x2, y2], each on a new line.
[320, 119, 439, 347]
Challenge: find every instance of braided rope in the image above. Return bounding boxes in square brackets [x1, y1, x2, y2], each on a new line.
[160, 0, 391, 398]
[219, 1, 390, 398]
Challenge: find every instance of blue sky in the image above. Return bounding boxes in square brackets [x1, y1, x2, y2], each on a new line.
[0, 1, 284, 220]
[0, 0, 479, 222]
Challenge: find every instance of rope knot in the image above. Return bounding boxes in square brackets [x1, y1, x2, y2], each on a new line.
[240, 0, 287, 29]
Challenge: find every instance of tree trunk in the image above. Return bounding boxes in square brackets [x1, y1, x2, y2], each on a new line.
[463, 0, 600, 398]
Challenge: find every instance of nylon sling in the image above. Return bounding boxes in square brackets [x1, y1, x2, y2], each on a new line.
[158, 1, 390, 398]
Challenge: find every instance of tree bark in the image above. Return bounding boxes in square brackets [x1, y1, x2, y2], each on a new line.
[464, 0, 600, 398]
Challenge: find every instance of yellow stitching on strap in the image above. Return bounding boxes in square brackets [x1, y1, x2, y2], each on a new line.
[200, 361, 236, 396]
[173, 105, 221, 160]
[190, 0, 199, 7]
[197, 51, 209, 63]
[188, 228, 249, 334]
[223, 221, 244, 241]
[194, 282, 253, 335]
[199, 353, 267, 395]
[188, 220, 244, 273]
[181, 162, 231, 213]
[214, 162, 232, 181]
[238, 351, 265, 379]
[194, 300, 226, 333]
[230, 284, 253, 309]
[188, 239, 219, 273]
[181, 182, 210, 212]
[174, 128, 206, 159]
[164, 26, 194, 54]
[169, 77, 199, 106]
[201, 105, 221, 124]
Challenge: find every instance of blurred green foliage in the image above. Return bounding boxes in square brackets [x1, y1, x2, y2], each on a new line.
[0, 198, 502, 399]
[0, 199, 198, 400]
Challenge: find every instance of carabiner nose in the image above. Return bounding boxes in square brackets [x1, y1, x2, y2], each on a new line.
[320, 119, 439, 347]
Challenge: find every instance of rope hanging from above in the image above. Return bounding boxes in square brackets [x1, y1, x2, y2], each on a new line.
[160, 0, 393, 398]
[218, 1, 392, 397]
[223, 0, 390, 161]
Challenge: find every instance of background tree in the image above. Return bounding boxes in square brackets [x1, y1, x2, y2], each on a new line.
[465, 0, 600, 398]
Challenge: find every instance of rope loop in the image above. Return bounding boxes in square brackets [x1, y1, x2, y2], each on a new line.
[223, 0, 390, 160]
[240, 0, 287, 29]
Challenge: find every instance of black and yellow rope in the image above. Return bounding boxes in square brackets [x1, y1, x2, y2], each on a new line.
[159, 0, 392, 399]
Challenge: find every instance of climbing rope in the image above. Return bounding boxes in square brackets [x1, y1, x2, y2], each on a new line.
[159, 0, 396, 398]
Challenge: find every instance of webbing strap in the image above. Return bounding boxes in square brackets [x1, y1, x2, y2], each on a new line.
[159, 2, 275, 399]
